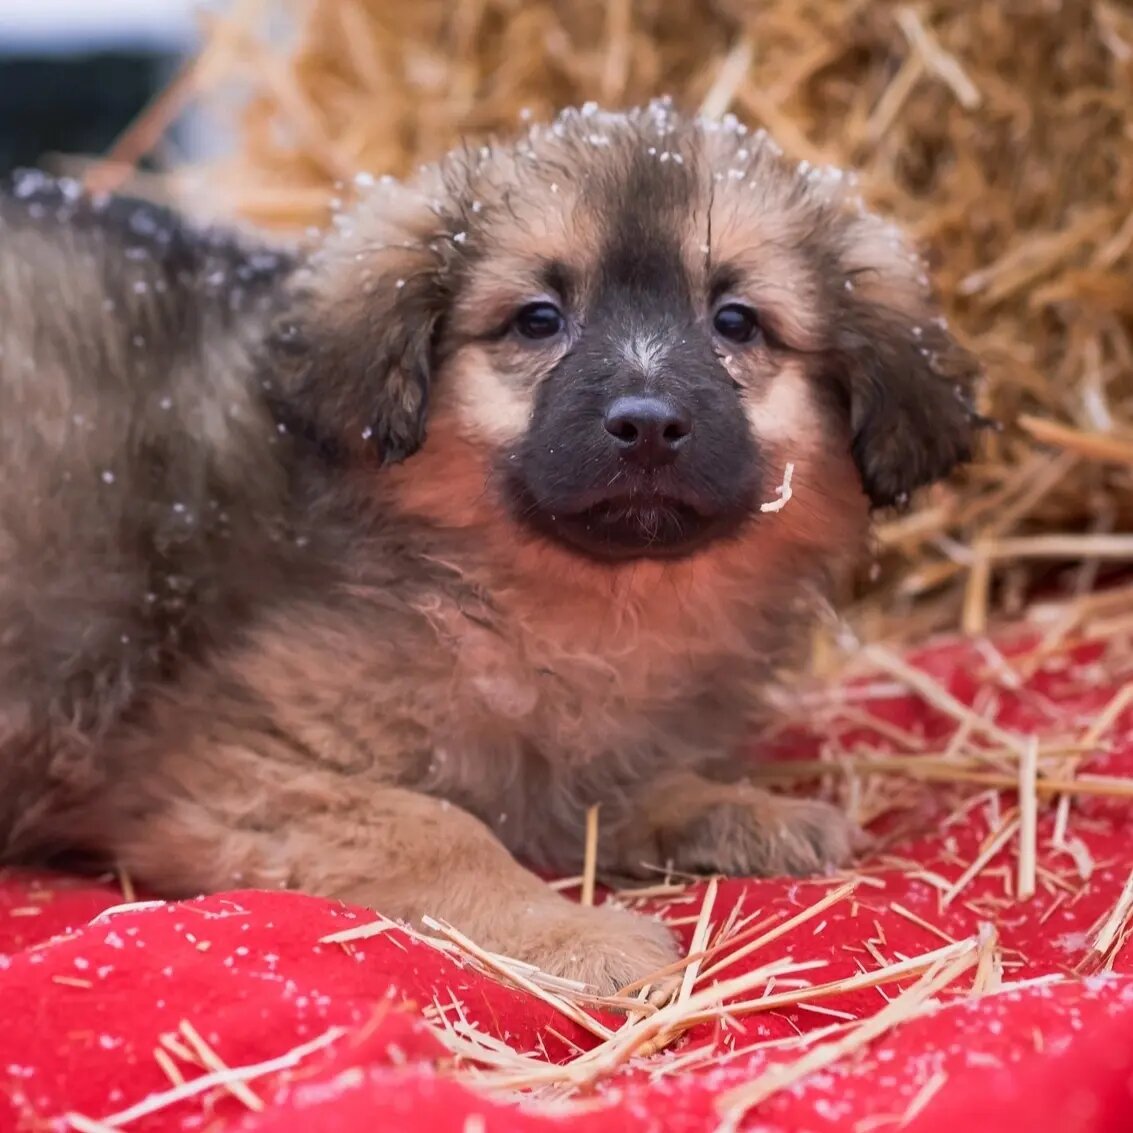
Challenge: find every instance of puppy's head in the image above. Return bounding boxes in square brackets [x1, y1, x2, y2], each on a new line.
[275, 101, 980, 563]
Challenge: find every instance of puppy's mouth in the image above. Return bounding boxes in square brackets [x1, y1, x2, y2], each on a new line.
[565, 496, 717, 558]
[509, 482, 748, 561]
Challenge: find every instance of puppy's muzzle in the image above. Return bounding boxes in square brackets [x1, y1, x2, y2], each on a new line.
[603, 395, 692, 469]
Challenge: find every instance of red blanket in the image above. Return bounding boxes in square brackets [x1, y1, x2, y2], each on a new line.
[3, 632, 1132, 1133]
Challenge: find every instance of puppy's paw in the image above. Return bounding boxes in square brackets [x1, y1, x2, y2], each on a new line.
[517, 900, 679, 997]
[659, 789, 864, 878]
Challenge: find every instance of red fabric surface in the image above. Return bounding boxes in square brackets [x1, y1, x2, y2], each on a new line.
[3, 632, 1133, 1133]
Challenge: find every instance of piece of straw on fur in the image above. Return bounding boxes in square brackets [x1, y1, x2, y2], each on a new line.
[760, 462, 795, 513]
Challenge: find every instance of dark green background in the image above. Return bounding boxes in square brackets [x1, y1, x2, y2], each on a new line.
[0, 50, 173, 174]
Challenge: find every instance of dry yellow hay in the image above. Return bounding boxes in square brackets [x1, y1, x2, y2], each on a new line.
[580, 804, 600, 907]
[713, 945, 978, 1131]
[676, 875, 717, 1004]
[177, 1019, 265, 1112]
[66, 1026, 347, 1129]
[1077, 866, 1133, 973]
[139, 0, 1133, 644]
[1016, 738, 1039, 901]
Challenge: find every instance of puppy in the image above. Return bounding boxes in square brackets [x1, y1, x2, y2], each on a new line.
[0, 103, 979, 993]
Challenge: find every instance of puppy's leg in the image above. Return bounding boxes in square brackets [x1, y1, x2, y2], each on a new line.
[617, 771, 864, 878]
[106, 765, 677, 995]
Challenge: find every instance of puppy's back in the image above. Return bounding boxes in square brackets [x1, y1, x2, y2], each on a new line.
[0, 175, 295, 851]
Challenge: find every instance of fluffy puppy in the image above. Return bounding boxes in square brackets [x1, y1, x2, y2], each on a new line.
[0, 103, 980, 993]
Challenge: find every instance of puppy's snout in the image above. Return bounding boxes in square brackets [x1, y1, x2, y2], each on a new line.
[603, 396, 692, 467]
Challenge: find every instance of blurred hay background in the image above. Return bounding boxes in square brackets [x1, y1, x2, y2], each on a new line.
[140, 0, 1133, 656]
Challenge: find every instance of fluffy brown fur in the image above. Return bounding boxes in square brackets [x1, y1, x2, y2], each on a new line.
[0, 104, 980, 993]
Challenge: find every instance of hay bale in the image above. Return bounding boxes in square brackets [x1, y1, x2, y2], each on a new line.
[196, 0, 1133, 645]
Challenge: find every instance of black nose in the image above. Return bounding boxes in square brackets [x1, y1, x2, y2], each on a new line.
[603, 396, 692, 467]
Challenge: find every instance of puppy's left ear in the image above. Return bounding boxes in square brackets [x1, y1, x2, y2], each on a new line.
[270, 182, 453, 465]
[832, 231, 984, 509]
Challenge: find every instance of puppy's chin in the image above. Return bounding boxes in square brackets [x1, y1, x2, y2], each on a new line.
[505, 483, 751, 563]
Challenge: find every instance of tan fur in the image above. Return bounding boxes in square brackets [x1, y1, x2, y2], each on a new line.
[444, 349, 537, 445]
[0, 106, 979, 995]
[740, 361, 824, 446]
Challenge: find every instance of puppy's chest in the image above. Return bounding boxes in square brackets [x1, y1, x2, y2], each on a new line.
[409, 603, 768, 861]
[435, 603, 763, 764]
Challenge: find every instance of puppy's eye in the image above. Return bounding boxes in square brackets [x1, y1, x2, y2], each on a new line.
[513, 302, 565, 341]
[713, 303, 762, 345]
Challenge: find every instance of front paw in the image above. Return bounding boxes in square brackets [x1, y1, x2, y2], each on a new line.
[515, 900, 679, 997]
[658, 789, 864, 878]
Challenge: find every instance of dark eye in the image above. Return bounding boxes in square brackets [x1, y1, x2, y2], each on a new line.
[713, 303, 762, 345]
[513, 301, 565, 341]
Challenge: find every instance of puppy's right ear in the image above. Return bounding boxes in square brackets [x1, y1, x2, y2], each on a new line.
[270, 183, 453, 464]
